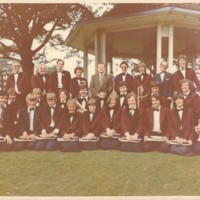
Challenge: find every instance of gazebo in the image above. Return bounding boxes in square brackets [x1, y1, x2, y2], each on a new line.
[65, 3, 200, 77]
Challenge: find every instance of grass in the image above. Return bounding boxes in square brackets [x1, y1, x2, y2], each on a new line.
[0, 150, 200, 196]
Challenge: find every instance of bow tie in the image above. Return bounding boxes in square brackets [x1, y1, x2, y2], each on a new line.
[153, 108, 159, 112]
[120, 94, 126, 97]
[50, 107, 55, 110]
[14, 72, 19, 74]
[177, 108, 183, 112]
[183, 93, 188, 97]
[29, 108, 35, 111]
[180, 68, 186, 71]
[77, 77, 81, 80]
[160, 71, 166, 74]
[69, 113, 75, 117]
[122, 73, 126, 76]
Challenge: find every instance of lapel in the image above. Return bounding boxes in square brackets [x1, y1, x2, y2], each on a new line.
[178, 70, 184, 79]
[25, 108, 30, 128]
[160, 107, 165, 125]
[174, 109, 181, 123]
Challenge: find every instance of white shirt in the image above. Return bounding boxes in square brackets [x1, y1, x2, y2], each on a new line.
[122, 73, 126, 82]
[70, 115, 73, 124]
[183, 91, 190, 99]
[177, 108, 183, 121]
[28, 108, 35, 131]
[89, 113, 94, 122]
[160, 72, 165, 82]
[14, 73, 19, 93]
[152, 107, 161, 133]
[100, 99, 104, 108]
[50, 107, 55, 127]
[57, 71, 63, 88]
[180, 68, 186, 78]
[109, 108, 114, 118]
[42, 76, 46, 83]
[129, 107, 136, 116]
[120, 96, 125, 107]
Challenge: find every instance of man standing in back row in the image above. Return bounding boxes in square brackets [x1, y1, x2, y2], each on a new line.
[90, 63, 113, 98]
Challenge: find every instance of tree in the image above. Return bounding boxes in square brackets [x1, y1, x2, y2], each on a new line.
[0, 4, 94, 75]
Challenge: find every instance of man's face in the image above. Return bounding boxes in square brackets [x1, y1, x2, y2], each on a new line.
[88, 104, 96, 113]
[97, 64, 105, 74]
[99, 91, 107, 99]
[181, 82, 190, 93]
[178, 58, 187, 69]
[76, 69, 82, 78]
[79, 88, 88, 97]
[27, 99, 37, 108]
[119, 86, 127, 94]
[109, 98, 117, 107]
[9, 94, 16, 101]
[13, 63, 21, 73]
[39, 64, 46, 75]
[151, 87, 159, 95]
[160, 62, 168, 72]
[138, 66, 145, 74]
[151, 97, 160, 109]
[127, 96, 136, 107]
[57, 61, 64, 72]
[120, 64, 128, 73]
[47, 99, 56, 107]
[67, 104, 76, 114]
[59, 92, 67, 101]
[175, 98, 184, 108]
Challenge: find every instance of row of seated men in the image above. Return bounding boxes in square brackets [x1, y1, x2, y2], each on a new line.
[5, 54, 200, 111]
[0, 84, 200, 156]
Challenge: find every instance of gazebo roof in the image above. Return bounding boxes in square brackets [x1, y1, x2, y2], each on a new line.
[65, 3, 200, 59]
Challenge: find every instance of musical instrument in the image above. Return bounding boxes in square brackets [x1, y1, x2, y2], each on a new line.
[145, 135, 165, 142]
[137, 86, 147, 108]
[75, 100, 87, 112]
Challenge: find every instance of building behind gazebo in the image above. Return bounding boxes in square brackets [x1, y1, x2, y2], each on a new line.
[65, 3, 200, 78]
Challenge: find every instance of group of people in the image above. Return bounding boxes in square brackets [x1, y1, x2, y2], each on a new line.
[1, 54, 200, 156]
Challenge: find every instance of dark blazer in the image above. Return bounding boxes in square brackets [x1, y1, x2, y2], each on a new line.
[132, 73, 153, 95]
[143, 106, 170, 137]
[184, 92, 200, 125]
[31, 73, 49, 93]
[18, 107, 41, 136]
[90, 73, 113, 97]
[82, 111, 102, 136]
[114, 73, 133, 94]
[121, 107, 143, 136]
[6, 72, 31, 95]
[172, 68, 200, 92]
[60, 111, 82, 136]
[101, 106, 121, 133]
[41, 105, 62, 132]
[168, 108, 195, 141]
[96, 97, 107, 110]
[70, 77, 88, 98]
[153, 72, 173, 97]
[0, 106, 10, 137]
[48, 70, 71, 95]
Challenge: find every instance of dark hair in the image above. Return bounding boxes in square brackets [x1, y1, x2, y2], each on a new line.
[74, 66, 83, 74]
[179, 79, 192, 90]
[120, 61, 129, 68]
[151, 94, 161, 101]
[119, 81, 128, 88]
[150, 80, 160, 89]
[177, 54, 188, 67]
[173, 92, 185, 101]
[57, 59, 64, 65]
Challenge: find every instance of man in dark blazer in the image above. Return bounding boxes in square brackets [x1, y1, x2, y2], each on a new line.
[31, 62, 49, 95]
[14, 93, 41, 150]
[70, 66, 88, 98]
[172, 54, 200, 92]
[48, 59, 71, 96]
[114, 61, 133, 95]
[153, 60, 173, 98]
[90, 63, 113, 98]
[143, 94, 170, 152]
[132, 62, 152, 96]
[6, 61, 31, 108]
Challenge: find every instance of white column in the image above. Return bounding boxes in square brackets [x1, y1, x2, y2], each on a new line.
[83, 47, 88, 79]
[168, 25, 174, 73]
[156, 24, 162, 73]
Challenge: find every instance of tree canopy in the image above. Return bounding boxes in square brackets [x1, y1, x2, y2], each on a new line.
[0, 4, 94, 75]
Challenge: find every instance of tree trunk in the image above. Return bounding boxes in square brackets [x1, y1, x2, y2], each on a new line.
[20, 52, 34, 76]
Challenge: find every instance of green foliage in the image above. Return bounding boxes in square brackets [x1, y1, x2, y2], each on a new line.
[0, 151, 200, 196]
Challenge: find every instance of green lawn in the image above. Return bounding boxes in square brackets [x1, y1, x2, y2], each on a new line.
[0, 150, 200, 196]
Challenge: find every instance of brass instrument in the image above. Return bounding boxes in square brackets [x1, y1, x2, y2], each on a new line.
[137, 85, 147, 108]
[76, 99, 87, 113]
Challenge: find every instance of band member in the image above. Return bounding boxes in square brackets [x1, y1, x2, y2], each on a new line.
[169, 93, 195, 156]
[143, 94, 170, 152]
[140, 81, 171, 110]
[32, 88, 45, 110]
[180, 79, 200, 125]
[153, 60, 173, 98]
[118, 81, 128, 108]
[193, 123, 200, 154]
[59, 99, 82, 152]
[0, 90, 13, 151]
[35, 93, 61, 151]
[70, 66, 88, 98]
[80, 99, 102, 150]
[100, 93, 121, 150]
[90, 63, 113, 98]
[132, 62, 153, 96]
[7, 88, 19, 139]
[76, 85, 89, 113]
[114, 61, 133, 95]
[14, 93, 41, 150]
[173, 54, 200, 92]
[6, 61, 31, 108]
[58, 89, 68, 110]
[96, 88, 107, 110]
[48, 59, 71, 97]
[31, 62, 49, 95]
[120, 92, 143, 152]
